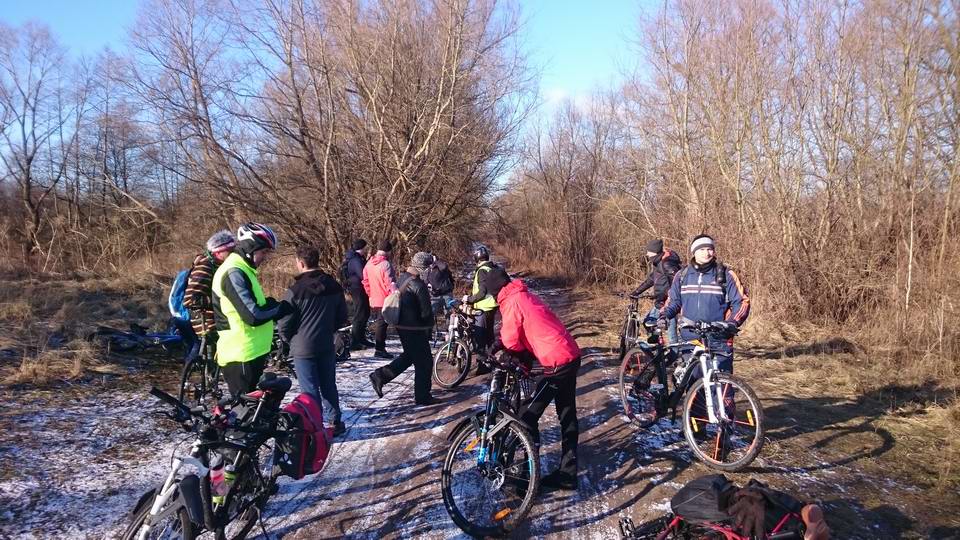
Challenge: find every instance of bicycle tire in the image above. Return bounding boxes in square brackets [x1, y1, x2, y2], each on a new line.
[433, 339, 471, 389]
[682, 372, 764, 471]
[619, 347, 660, 428]
[121, 489, 195, 540]
[619, 316, 638, 359]
[441, 421, 540, 537]
[178, 358, 206, 408]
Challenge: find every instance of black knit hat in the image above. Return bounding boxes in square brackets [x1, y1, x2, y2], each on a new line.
[485, 267, 512, 298]
[646, 238, 664, 254]
[377, 240, 393, 252]
[351, 239, 367, 251]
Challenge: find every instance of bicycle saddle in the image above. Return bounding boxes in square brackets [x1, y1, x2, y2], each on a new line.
[257, 372, 293, 394]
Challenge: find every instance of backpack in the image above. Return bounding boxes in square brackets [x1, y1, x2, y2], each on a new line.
[167, 269, 191, 322]
[426, 262, 455, 296]
[274, 393, 333, 480]
[381, 276, 415, 326]
[670, 474, 737, 523]
[339, 256, 351, 284]
[678, 262, 729, 304]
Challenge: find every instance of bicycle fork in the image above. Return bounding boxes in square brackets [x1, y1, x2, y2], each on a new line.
[698, 355, 731, 424]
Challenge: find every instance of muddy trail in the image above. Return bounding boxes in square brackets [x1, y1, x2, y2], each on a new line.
[1, 278, 957, 539]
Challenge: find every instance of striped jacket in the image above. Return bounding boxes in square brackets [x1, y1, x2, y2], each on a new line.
[182, 252, 219, 336]
[660, 261, 749, 340]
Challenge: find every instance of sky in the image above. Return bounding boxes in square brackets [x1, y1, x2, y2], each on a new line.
[1, 0, 655, 115]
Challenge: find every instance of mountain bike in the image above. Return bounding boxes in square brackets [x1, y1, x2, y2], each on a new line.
[123, 376, 292, 540]
[432, 301, 483, 389]
[617, 293, 655, 359]
[441, 352, 539, 537]
[619, 319, 764, 471]
[87, 320, 184, 356]
[178, 334, 223, 408]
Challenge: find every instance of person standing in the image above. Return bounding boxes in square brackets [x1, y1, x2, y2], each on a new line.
[211, 223, 292, 398]
[278, 245, 349, 436]
[342, 239, 374, 350]
[423, 253, 456, 316]
[368, 252, 438, 406]
[362, 240, 397, 359]
[464, 246, 498, 372]
[630, 238, 682, 343]
[182, 230, 237, 360]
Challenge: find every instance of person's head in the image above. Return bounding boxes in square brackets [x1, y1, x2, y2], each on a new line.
[236, 222, 278, 268]
[296, 245, 320, 272]
[206, 229, 236, 263]
[690, 234, 716, 266]
[377, 239, 393, 257]
[409, 251, 433, 276]
[473, 245, 490, 263]
[352, 238, 368, 256]
[485, 266, 511, 298]
[645, 238, 664, 260]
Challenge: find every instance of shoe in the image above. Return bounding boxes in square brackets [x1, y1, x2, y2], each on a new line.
[362, 339, 377, 348]
[374, 349, 394, 360]
[540, 470, 577, 491]
[415, 395, 441, 406]
[332, 421, 347, 437]
[350, 342, 368, 351]
[369, 370, 385, 398]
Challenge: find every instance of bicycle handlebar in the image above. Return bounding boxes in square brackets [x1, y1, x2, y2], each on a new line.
[677, 320, 738, 337]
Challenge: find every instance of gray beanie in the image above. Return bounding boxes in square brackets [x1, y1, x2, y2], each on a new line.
[411, 251, 434, 273]
[206, 230, 236, 253]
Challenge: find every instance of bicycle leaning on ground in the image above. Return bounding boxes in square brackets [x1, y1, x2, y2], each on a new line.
[440, 351, 539, 537]
[432, 300, 484, 389]
[87, 321, 185, 356]
[618, 318, 764, 471]
[123, 376, 293, 540]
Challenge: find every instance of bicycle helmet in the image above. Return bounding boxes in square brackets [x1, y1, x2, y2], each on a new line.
[237, 222, 278, 252]
[473, 245, 490, 262]
[206, 229, 236, 253]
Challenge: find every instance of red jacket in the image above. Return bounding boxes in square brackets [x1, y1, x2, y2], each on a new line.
[362, 254, 396, 308]
[496, 280, 580, 370]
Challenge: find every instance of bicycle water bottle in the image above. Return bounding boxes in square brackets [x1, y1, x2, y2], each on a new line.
[224, 464, 237, 493]
[210, 455, 227, 505]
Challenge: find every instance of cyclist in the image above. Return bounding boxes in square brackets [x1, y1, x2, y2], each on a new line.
[211, 223, 292, 398]
[182, 230, 236, 360]
[486, 267, 582, 492]
[363, 240, 397, 359]
[423, 253, 456, 316]
[630, 238, 681, 343]
[658, 234, 750, 373]
[464, 246, 498, 370]
[342, 239, 374, 350]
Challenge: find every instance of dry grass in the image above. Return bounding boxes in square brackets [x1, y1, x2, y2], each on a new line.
[4, 338, 99, 385]
[0, 300, 32, 323]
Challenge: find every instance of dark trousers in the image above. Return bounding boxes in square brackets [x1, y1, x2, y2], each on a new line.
[371, 307, 388, 351]
[222, 354, 268, 399]
[350, 289, 371, 345]
[379, 329, 433, 402]
[294, 354, 341, 425]
[519, 357, 581, 476]
[474, 309, 496, 353]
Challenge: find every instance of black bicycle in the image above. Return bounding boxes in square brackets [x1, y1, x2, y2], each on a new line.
[179, 334, 224, 408]
[619, 319, 764, 471]
[440, 352, 539, 537]
[432, 301, 484, 389]
[617, 293, 655, 359]
[123, 375, 292, 540]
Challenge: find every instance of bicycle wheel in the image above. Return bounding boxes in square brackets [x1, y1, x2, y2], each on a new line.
[433, 339, 471, 389]
[441, 421, 540, 537]
[216, 443, 277, 540]
[121, 489, 195, 540]
[619, 347, 660, 428]
[682, 372, 764, 471]
[619, 316, 638, 359]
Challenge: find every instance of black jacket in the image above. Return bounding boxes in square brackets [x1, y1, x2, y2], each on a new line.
[342, 250, 366, 293]
[632, 248, 682, 305]
[396, 271, 433, 330]
[277, 270, 349, 359]
[422, 259, 455, 297]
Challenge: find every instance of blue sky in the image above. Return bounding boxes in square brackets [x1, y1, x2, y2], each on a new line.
[2, 0, 653, 114]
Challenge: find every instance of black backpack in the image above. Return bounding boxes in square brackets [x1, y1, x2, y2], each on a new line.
[670, 474, 736, 523]
[339, 257, 351, 284]
[426, 261, 455, 296]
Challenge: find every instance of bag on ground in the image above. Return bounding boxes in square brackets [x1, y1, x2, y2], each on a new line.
[670, 474, 737, 523]
[275, 393, 333, 479]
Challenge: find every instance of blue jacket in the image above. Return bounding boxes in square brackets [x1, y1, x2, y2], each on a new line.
[660, 261, 750, 341]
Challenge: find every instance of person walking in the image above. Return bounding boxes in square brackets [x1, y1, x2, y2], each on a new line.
[342, 239, 374, 350]
[363, 240, 397, 359]
[630, 238, 682, 343]
[278, 245, 349, 436]
[368, 251, 438, 406]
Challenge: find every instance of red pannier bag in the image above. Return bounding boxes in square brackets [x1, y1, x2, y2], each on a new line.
[275, 393, 334, 479]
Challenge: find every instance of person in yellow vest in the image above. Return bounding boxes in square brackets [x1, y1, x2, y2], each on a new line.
[212, 222, 292, 398]
[464, 246, 499, 372]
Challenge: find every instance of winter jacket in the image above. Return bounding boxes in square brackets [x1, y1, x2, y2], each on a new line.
[211, 253, 282, 366]
[660, 260, 750, 341]
[277, 270, 349, 359]
[496, 280, 580, 371]
[632, 248, 682, 305]
[342, 249, 366, 293]
[183, 251, 219, 336]
[466, 261, 499, 311]
[362, 253, 397, 308]
[396, 271, 434, 330]
[423, 259, 455, 297]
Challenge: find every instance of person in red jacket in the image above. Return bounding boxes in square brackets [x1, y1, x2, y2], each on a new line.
[487, 267, 582, 492]
[362, 240, 397, 359]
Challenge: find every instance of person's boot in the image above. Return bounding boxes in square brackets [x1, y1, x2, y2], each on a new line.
[369, 368, 388, 398]
[415, 395, 441, 406]
[374, 349, 393, 360]
[332, 421, 347, 437]
[540, 470, 577, 491]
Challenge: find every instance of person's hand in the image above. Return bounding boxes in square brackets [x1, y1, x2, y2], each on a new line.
[274, 300, 295, 320]
[715, 321, 738, 336]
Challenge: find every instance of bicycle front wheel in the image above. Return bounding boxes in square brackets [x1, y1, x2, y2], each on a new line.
[682, 372, 764, 471]
[121, 489, 195, 540]
[619, 347, 660, 428]
[441, 421, 540, 537]
[433, 340, 471, 389]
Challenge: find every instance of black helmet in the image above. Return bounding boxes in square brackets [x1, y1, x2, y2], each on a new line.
[473, 245, 490, 262]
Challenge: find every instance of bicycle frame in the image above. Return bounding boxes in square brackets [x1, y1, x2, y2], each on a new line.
[474, 368, 527, 467]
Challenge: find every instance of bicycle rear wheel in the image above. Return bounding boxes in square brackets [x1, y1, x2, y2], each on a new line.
[178, 358, 207, 408]
[433, 340, 471, 389]
[441, 421, 539, 537]
[682, 373, 764, 471]
[216, 443, 277, 540]
[619, 347, 660, 428]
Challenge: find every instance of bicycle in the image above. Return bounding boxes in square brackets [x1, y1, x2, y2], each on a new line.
[618, 319, 764, 471]
[617, 293, 655, 359]
[178, 334, 224, 408]
[123, 376, 292, 540]
[440, 351, 539, 537]
[87, 320, 184, 356]
[432, 301, 484, 389]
